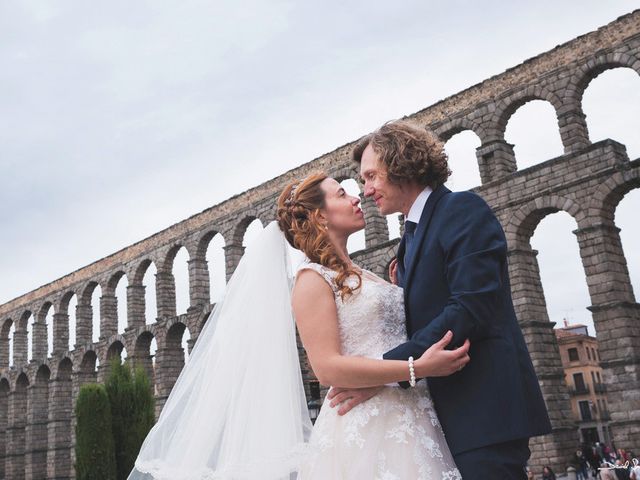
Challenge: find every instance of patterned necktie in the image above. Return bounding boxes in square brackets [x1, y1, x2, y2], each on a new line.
[403, 221, 418, 270]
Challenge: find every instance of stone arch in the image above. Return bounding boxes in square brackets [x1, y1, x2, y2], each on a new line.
[132, 330, 156, 387]
[566, 51, 640, 106]
[76, 349, 98, 392]
[26, 364, 50, 479]
[493, 85, 564, 140]
[195, 228, 226, 259]
[154, 321, 191, 414]
[58, 290, 76, 313]
[0, 377, 9, 479]
[232, 214, 261, 246]
[505, 195, 586, 248]
[105, 338, 127, 364]
[587, 163, 640, 225]
[434, 117, 488, 144]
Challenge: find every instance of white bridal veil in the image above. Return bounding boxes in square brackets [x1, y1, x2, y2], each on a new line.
[128, 221, 313, 480]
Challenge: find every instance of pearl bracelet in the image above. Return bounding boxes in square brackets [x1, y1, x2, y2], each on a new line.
[408, 356, 416, 387]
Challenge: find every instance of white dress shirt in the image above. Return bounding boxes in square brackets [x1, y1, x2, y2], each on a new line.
[406, 186, 433, 225]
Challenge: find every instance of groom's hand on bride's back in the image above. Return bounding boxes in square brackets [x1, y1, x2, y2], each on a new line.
[327, 386, 384, 416]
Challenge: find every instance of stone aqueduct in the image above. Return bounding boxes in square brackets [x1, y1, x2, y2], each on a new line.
[0, 10, 639, 479]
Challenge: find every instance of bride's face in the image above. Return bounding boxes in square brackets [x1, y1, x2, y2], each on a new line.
[319, 178, 365, 236]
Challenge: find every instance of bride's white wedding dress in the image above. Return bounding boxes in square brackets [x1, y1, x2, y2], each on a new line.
[297, 262, 461, 480]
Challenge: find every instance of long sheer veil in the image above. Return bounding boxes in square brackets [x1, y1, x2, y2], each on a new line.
[127, 221, 313, 480]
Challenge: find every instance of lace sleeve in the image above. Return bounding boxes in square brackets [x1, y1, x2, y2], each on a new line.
[296, 262, 338, 295]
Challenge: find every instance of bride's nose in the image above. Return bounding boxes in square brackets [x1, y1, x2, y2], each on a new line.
[351, 196, 360, 206]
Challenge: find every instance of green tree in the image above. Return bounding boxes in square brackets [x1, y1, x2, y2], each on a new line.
[105, 358, 155, 480]
[75, 383, 117, 480]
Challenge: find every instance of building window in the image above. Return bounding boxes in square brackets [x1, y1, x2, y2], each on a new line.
[574, 373, 587, 393]
[568, 348, 579, 362]
[579, 400, 592, 421]
[591, 371, 596, 386]
[596, 372, 602, 383]
[587, 348, 592, 361]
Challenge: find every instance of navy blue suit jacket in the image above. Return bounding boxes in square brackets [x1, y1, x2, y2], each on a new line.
[383, 185, 551, 455]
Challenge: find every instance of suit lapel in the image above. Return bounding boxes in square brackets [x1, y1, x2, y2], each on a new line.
[404, 185, 451, 293]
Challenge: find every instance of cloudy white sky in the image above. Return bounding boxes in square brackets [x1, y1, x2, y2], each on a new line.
[1, 0, 638, 353]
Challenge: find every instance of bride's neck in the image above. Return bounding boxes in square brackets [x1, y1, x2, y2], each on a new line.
[327, 231, 352, 265]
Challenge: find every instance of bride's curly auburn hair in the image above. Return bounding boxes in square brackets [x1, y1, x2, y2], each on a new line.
[277, 172, 362, 299]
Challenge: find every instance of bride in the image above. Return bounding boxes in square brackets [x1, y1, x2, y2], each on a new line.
[127, 172, 468, 480]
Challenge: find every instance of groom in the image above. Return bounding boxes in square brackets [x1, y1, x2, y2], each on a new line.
[329, 120, 552, 479]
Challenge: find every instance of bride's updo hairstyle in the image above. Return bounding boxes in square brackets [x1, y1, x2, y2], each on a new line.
[277, 172, 362, 299]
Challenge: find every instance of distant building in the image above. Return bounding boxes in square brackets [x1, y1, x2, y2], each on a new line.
[555, 320, 611, 445]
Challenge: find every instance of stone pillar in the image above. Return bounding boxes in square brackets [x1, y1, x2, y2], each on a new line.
[574, 223, 640, 449]
[99, 294, 118, 340]
[155, 271, 177, 320]
[224, 244, 245, 282]
[557, 105, 591, 154]
[52, 313, 69, 355]
[507, 246, 577, 473]
[25, 381, 48, 480]
[153, 345, 185, 418]
[0, 391, 8, 480]
[7, 384, 27, 479]
[126, 284, 146, 330]
[13, 329, 28, 367]
[0, 335, 8, 368]
[47, 375, 73, 480]
[475, 139, 517, 184]
[74, 303, 93, 347]
[31, 321, 48, 361]
[188, 256, 210, 310]
[362, 195, 389, 248]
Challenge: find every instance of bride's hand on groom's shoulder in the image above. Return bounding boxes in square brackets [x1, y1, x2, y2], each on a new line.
[414, 331, 470, 378]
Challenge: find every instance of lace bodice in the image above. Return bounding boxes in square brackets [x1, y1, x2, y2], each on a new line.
[296, 262, 461, 480]
[297, 262, 406, 358]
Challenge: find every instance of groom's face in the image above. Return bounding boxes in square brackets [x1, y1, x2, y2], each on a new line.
[359, 143, 406, 216]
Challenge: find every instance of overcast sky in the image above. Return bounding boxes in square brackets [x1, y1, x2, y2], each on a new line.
[1, 1, 638, 348]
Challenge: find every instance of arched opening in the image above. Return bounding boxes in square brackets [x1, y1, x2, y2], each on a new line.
[582, 67, 640, 159]
[163, 322, 190, 393]
[8, 323, 15, 367]
[172, 247, 190, 316]
[505, 100, 564, 170]
[78, 350, 98, 387]
[443, 130, 482, 190]
[44, 304, 54, 358]
[339, 179, 365, 253]
[206, 233, 226, 304]
[67, 293, 78, 351]
[134, 331, 157, 392]
[106, 340, 127, 365]
[531, 211, 593, 333]
[111, 272, 129, 335]
[386, 214, 402, 241]
[242, 218, 264, 250]
[144, 262, 158, 324]
[26, 313, 35, 362]
[91, 284, 102, 343]
[616, 188, 640, 298]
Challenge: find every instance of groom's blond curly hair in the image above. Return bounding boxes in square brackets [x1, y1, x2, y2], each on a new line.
[352, 120, 451, 189]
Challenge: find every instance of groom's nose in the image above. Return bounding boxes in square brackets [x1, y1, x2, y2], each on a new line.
[363, 183, 374, 197]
